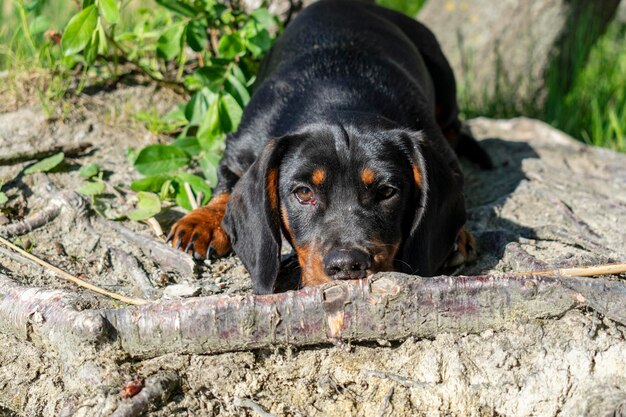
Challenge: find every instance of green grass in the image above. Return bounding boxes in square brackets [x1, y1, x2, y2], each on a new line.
[549, 22, 626, 152]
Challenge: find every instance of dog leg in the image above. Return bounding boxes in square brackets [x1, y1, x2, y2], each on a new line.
[444, 226, 478, 269]
[167, 193, 232, 260]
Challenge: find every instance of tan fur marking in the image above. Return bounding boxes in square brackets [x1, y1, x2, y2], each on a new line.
[296, 244, 332, 287]
[311, 168, 326, 185]
[266, 168, 279, 210]
[456, 227, 476, 259]
[169, 193, 232, 257]
[280, 206, 294, 245]
[412, 164, 423, 188]
[372, 241, 401, 272]
[361, 167, 376, 186]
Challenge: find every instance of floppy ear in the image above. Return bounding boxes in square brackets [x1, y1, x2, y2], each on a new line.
[222, 137, 291, 295]
[398, 131, 467, 276]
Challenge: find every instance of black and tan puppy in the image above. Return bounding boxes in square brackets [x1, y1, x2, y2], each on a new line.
[167, 0, 492, 294]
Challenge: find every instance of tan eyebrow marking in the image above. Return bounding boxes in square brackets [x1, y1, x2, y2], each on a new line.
[361, 167, 376, 186]
[312, 168, 326, 185]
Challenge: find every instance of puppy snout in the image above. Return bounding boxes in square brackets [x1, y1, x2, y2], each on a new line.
[323, 248, 372, 279]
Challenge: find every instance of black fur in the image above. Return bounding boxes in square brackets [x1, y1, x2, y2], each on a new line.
[214, 0, 491, 293]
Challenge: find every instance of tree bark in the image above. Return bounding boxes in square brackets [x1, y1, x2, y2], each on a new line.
[104, 273, 623, 358]
[1, 272, 625, 361]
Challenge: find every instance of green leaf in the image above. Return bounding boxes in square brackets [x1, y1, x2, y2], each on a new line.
[133, 145, 190, 175]
[251, 8, 276, 31]
[29, 15, 51, 37]
[175, 173, 212, 209]
[219, 93, 243, 133]
[61, 5, 98, 56]
[130, 175, 169, 193]
[225, 73, 250, 107]
[157, 24, 184, 60]
[218, 33, 245, 59]
[172, 136, 201, 156]
[159, 179, 175, 200]
[199, 151, 220, 187]
[184, 89, 213, 125]
[154, 0, 196, 17]
[247, 29, 272, 57]
[99, 0, 119, 24]
[0, 192, 8, 206]
[79, 163, 101, 179]
[197, 97, 222, 150]
[78, 180, 106, 196]
[126, 192, 162, 221]
[24, 152, 65, 174]
[186, 20, 208, 52]
[84, 28, 99, 65]
[191, 66, 227, 92]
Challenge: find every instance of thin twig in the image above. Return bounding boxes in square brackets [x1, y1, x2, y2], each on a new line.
[0, 142, 92, 165]
[0, 235, 148, 305]
[184, 182, 199, 210]
[517, 262, 626, 278]
[233, 397, 276, 417]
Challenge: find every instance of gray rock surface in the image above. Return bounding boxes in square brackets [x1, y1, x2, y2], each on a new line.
[419, 0, 621, 107]
[1, 87, 626, 416]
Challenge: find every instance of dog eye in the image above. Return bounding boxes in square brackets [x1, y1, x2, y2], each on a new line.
[377, 186, 397, 200]
[294, 186, 315, 204]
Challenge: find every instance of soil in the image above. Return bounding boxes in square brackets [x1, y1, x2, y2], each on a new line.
[1, 84, 625, 416]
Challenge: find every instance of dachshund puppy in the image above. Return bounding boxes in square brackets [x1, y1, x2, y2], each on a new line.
[168, 0, 492, 294]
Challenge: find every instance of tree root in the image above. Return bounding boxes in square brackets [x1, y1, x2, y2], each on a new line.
[110, 248, 156, 299]
[0, 190, 82, 237]
[96, 217, 197, 278]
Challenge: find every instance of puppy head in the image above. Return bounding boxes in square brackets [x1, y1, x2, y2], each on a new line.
[223, 121, 465, 294]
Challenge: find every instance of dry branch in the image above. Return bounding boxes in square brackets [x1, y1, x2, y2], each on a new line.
[0, 190, 82, 237]
[0, 274, 107, 345]
[1, 271, 625, 360]
[0, 142, 93, 166]
[103, 273, 626, 358]
[96, 217, 197, 278]
[110, 248, 155, 299]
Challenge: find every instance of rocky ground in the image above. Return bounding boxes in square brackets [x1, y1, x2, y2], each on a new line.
[0, 84, 625, 416]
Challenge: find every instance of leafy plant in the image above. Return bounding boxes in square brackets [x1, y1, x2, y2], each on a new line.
[57, 0, 281, 217]
[23, 152, 65, 174]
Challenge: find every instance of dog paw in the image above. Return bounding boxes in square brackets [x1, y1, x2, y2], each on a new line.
[167, 196, 231, 260]
[444, 227, 478, 268]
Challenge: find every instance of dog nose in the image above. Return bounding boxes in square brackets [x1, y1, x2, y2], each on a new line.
[323, 249, 372, 279]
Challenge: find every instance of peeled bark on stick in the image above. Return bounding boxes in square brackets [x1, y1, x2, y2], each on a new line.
[1, 272, 625, 360]
[103, 273, 626, 358]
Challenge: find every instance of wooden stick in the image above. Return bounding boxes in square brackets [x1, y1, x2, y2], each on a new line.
[518, 262, 626, 278]
[0, 235, 148, 305]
